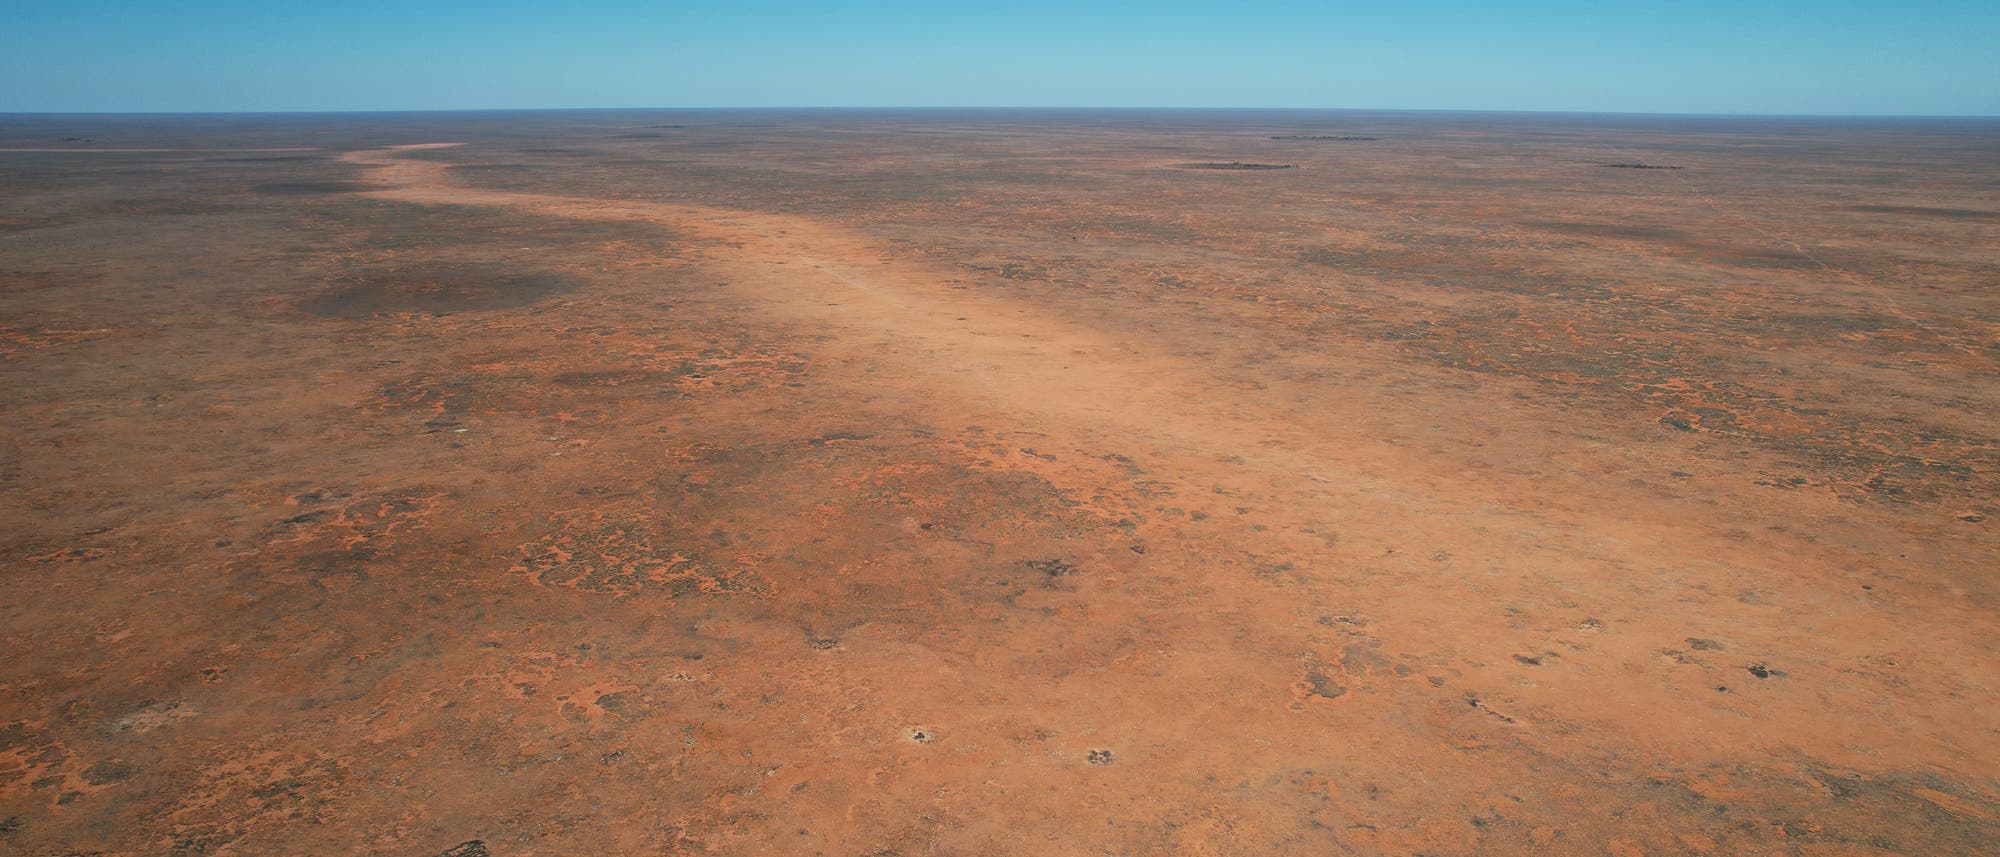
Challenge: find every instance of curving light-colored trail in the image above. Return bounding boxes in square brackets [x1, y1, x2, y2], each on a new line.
[338, 143, 2000, 835]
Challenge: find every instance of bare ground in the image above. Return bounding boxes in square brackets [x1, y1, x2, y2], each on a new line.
[2, 111, 1998, 855]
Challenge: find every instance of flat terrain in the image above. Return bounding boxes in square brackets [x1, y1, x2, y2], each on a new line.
[2, 110, 1997, 855]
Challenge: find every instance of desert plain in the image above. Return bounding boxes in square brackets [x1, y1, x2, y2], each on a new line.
[1, 110, 1998, 854]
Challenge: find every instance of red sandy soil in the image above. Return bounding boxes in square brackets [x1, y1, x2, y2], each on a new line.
[1, 112, 1997, 855]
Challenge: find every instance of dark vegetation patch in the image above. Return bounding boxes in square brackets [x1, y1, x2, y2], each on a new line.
[1850, 204, 2000, 222]
[0, 268, 89, 296]
[1528, 221, 1690, 241]
[807, 431, 874, 446]
[550, 369, 670, 388]
[513, 513, 763, 598]
[371, 345, 806, 425]
[1268, 135, 1377, 141]
[1369, 290, 1993, 506]
[253, 181, 368, 196]
[967, 260, 1050, 281]
[1746, 663, 1788, 679]
[1302, 671, 1346, 700]
[205, 153, 321, 163]
[334, 200, 677, 253]
[81, 760, 138, 785]
[1602, 163, 1683, 170]
[1025, 558, 1077, 579]
[1475, 753, 2000, 854]
[1176, 162, 1296, 171]
[1301, 246, 1544, 290]
[299, 263, 576, 318]
[447, 163, 536, 172]
[0, 216, 64, 234]
[1764, 312, 1902, 334]
[1522, 223, 1818, 269]
[1708, 245, 1819, 269]
[86, 197, 240, 217]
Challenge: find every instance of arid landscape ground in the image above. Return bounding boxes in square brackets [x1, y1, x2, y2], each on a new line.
[2, 109, 1997, 855]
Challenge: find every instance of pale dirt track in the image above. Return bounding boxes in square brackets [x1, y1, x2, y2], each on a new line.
[314, 144, 2000, 847]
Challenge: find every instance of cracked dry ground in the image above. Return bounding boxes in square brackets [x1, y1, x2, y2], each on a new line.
[2, 112, 1998, 855]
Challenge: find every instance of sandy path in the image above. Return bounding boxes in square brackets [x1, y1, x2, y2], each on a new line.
[337, 143, 2000, 826]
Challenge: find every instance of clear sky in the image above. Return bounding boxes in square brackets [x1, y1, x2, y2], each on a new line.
[3, 0, 1996, 115]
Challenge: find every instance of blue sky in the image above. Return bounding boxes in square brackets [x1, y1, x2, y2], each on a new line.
[3, 1, 1995, 114]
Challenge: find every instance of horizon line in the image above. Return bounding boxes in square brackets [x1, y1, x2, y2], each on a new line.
[4, 106, 1998, 121]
